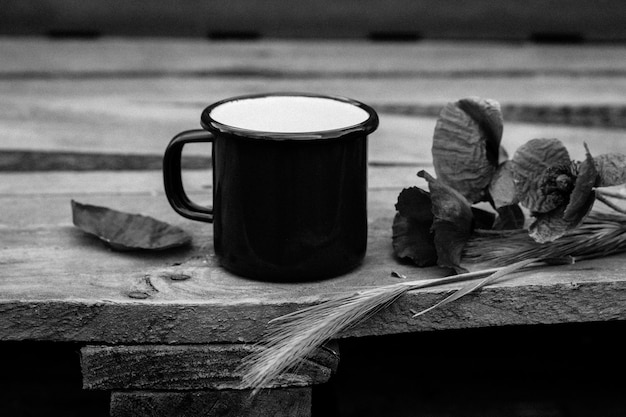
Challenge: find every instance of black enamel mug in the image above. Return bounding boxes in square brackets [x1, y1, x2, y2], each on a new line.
[163, 93, 379, 281]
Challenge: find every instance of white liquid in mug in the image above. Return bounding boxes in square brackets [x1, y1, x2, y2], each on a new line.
[209, 96, 370, 133]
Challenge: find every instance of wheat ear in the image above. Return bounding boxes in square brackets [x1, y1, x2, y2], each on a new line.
[238, 260, 534, 392]
[464, 211, 626, 265]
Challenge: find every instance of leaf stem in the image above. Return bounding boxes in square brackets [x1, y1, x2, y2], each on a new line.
[596, 191, 626, 215]
[412, 258, 539, 318]
[596, 188, 626, 200]
[399, 266, 513, 291]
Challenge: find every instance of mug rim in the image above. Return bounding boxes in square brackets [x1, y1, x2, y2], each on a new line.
[200, 92, 379, 141]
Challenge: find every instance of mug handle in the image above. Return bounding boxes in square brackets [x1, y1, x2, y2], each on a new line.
[163, 129, 214, 223]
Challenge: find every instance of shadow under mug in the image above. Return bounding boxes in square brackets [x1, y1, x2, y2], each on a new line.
[163, 93, 379, 281]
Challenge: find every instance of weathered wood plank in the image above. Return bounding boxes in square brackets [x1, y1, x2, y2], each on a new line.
[4, 76, 626, 114]
[0, 168, 414, 228]
[3, 1, 626, 40]
[2, 259, 625, 344]
[2, 88, 625, 162]
[0, 173, 417, 251]
[110, 388, 311, 417]
[2, 41, 626, 159]
[0, 171, 210, 197]
[2, 39, 626, 75]
[81, 344, 339, 390]
[2, 39, 626, 345]
[1, 185, 626, 344]
[0, 166, 422, 195]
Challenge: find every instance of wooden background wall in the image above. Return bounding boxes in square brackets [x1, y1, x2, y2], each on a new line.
[2, 0, 626, 41]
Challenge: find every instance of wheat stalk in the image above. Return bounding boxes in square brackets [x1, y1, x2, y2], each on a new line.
[239, 212, 626, 393]
[464, 211, 626, 265]
[238, 260, 534, 393]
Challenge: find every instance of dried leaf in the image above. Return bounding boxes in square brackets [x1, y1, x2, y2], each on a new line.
[512, 138, 572, 213]
[471, 206, 497, 230]
[457, 97, 504, 165]
[392, 187, 437, 266]
[432, 97, 503, 203]
[489, 160, 518, 208]
[71, 200, 192, 251]
[528, 145, 599, 243]
[528, 206, 570, 243]
[498, 145, 510, 165]
[467, 211, 626, 265]
[493, 204, 526, 230]
[419, 170, 473, 274]
[594, 152, 626, 187]
[529, 191, 597, 244]
[563, 144, 599, 222]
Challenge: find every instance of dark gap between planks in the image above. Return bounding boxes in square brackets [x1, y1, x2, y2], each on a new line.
[0, 150, 425, 172]
[0, 150, 210, 172]
[4, 66, 626, 81]
[40, 29, 610, 45]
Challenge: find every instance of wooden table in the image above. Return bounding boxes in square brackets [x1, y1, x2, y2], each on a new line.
[2, 38, 626, 416]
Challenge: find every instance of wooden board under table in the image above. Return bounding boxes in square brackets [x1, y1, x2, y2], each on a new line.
[2, 38, 626, 416]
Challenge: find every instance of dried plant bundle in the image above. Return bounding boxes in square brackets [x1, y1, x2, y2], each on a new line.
[464, 211, 626, 265]
[238, 260, 534, 392]
[239, 204, 626, 392]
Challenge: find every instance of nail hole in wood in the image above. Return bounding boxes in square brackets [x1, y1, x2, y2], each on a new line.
[127, 291, 151, 299]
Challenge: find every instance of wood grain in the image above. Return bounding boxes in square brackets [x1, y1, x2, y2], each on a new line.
[2, 40, 626, 162]
[110, 388, 311, 417]
[2, 88, 626, 162]
[2, 39, 626, 345]
[1, 178, 626, 343]
[81, 344, 339, 390]
[2, 39, 626, 75]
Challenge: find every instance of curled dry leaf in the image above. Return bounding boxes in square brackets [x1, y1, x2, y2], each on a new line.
[419, 170, 473, 274]
[392, 184, 495, 269]
[71, 200, 192, 251]
[563, 144, 599, 223]
[528, 145, 599, 243]
[489, 160, 526, 229]
[512, 138, 572, 213]
[493, 204, 526, 230]
[489, 160, 518, 209]
[528, 206, 571, 243]
[594, 153, 626, 187]
[392, 187, 437, 266]
[432, 97, 503, 204]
